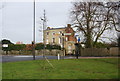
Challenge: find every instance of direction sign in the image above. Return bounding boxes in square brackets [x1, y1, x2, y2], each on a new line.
[78, 37, 80, 42]
[64, 33, 71, 35]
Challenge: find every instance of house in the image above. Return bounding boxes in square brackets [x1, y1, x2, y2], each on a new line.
[44, 24, 77, 55]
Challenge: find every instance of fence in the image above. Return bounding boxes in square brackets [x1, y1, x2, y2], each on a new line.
[80, 47, 120, 56]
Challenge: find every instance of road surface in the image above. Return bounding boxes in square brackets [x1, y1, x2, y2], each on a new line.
[1, 55, 66, 62]
[1, 55, 118, 62]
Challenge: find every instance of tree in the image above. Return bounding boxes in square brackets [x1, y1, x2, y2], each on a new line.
[2, 39, 14, 55]
[70, 1, 120, 48]
[108, 1, 120, 32]
[1, 39, 13, 44]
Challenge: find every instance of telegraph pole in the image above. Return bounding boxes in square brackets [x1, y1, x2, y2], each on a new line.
[32, 0, 36, 60]
[41, 10, 54, 68]
[41, 10, 47, 58]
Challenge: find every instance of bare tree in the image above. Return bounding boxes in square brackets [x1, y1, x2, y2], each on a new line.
[108, 1, 120, 32]
[70, 1, 120, 48]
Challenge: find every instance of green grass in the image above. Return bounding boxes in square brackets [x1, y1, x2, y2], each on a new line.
[2, 58, 119, 79]
[0, 62, 2, 80]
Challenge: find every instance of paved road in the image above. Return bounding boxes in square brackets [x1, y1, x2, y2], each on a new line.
[1, 55, 66, 62]
[1, 55, 118, 62]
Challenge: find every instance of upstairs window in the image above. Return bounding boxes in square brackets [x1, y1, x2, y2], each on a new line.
[59, 37, 62, 44]
[52, 32, 55, 35]
[46, 32, 49, 35]
[59, 31, 62, 35]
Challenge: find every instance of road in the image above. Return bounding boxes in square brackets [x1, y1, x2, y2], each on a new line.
[1, 55, 66, 62]
[1, 55, 118, 62]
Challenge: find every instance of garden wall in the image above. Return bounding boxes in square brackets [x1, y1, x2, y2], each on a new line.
[2, 49, 64, 56]
[2, 47, 120, 57]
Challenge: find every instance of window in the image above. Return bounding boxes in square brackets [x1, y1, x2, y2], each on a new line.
[59, 37, 62, 44]
[46, 32, 49, 35]
[59, 31, 62, 35]
[52, 38, 55, 43]
[66, 37, 68, 41]
[52, 32, 55, 35]
[46, 39, 49, 44]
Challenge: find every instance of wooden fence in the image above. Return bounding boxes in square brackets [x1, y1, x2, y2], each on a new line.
[80, 47, 120, 56]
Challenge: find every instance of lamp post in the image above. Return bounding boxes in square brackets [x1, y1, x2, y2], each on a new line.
[32, 0, 36, 60]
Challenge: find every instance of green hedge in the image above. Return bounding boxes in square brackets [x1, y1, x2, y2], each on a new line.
[2, 44, 26, 51]
[35, 43, 61, 50]
[2, 43, 61, 51]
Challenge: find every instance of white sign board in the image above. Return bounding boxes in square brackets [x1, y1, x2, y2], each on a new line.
[81, 44, 85, 48]
[64, 33, 71, 35]
[2, 44, 8, 47]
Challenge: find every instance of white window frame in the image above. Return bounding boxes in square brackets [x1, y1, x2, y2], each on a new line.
[46, 32, 49, 35]
[66, 37, 68, 41]
[59, 37, 62, 44]
[52, 38, 55, 43]
[46, 39, 49, 44]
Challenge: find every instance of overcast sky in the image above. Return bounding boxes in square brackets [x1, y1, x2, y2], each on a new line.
[1, 2, 72, 44]
[0, 0, 119, 44]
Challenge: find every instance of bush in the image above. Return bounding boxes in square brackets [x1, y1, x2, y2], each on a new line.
[35, 43, 61, 50]
[13, 44, 26, 51]
[2, 44, 26, 51]
[35, 43, 44, 50]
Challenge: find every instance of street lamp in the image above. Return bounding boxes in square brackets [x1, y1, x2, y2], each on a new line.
[32, 0, 36, 60]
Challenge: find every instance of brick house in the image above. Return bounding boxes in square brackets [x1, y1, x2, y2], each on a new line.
[44, 24, 77, 54]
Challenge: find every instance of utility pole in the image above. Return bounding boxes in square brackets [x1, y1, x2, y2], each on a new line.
[41, 10, 47, 58]
[41, 10, 54, 68]
[62, 33, 65, 57]
[32, 0, 35, 60]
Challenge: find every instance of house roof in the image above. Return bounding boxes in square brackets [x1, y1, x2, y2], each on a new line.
[46, 27, 66, 30]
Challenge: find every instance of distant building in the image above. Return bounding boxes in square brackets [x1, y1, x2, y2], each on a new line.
[44, 24, 77, 54]
[16, 41, 23, 44]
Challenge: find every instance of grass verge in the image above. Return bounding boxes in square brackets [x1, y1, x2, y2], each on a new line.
[2, 58, 119, 79]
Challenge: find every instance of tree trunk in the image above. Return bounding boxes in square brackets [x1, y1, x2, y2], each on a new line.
[6, 51, 8, 55]
[86, 33, 92, 48]
[85, 3, 92, 48]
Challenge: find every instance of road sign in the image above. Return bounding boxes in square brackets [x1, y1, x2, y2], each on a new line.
[2, 44, 8, 47]
[78, 37, 80, 42]
[75, 35, 79, 37]
[64, 33, 71, 35]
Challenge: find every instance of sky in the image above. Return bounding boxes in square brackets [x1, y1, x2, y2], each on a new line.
[1, 1, 73, 44]
[0, 0, 119, 44]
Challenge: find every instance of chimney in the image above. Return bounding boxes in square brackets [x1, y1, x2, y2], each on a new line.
[67, 24, 71, 28]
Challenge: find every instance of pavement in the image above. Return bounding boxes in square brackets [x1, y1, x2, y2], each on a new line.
[0, 55, 119, 62]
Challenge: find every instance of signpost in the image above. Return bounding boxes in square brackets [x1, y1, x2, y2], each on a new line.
[75, 35, 80, 43]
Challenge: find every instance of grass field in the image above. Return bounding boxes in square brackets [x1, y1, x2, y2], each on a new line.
[2, 58, 119, 79]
